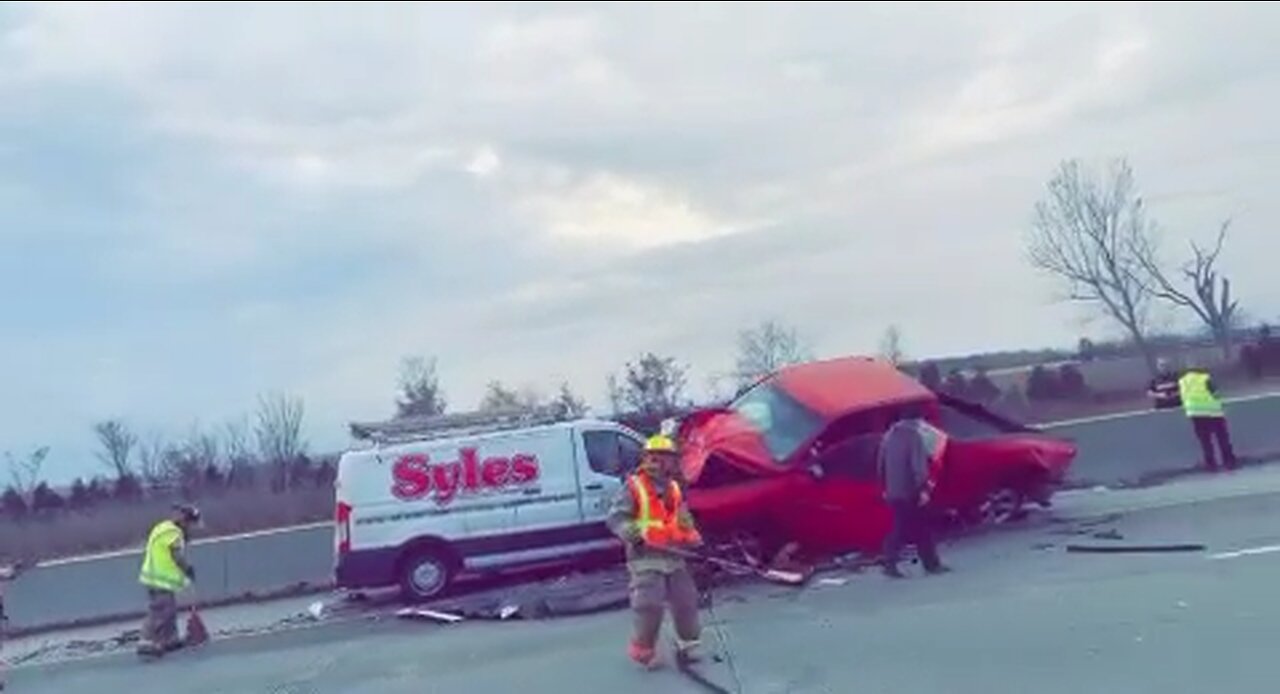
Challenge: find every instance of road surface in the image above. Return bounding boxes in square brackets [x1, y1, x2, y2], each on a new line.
[12, 464, 1280, 693]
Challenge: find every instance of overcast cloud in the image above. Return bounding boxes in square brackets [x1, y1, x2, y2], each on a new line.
[2, 1, 1278, 482]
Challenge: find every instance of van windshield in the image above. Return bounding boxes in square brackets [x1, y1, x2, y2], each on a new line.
[730, 382, 825, 464]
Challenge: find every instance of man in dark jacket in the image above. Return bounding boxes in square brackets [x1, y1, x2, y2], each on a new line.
[879, 416, 950, 578]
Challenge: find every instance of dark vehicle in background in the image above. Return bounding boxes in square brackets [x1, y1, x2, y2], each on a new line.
[676, 357, 1078, 557]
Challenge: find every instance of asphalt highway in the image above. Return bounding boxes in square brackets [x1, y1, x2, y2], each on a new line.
[13, 464, 1280, 693]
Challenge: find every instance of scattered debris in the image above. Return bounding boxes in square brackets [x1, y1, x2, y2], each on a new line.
[307, 601, 326, 621]
[395, 608, 463, 623]
[1066, 543, 1206, 554]
[498, 605, 519, 620]
[1091, 529, 1125, 540]
[816, 577, 848, 587]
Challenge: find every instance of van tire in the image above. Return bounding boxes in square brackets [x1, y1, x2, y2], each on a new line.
[398, 544, 457, 602]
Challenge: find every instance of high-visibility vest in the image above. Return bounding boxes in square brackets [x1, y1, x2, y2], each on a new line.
[1179, 372, 1224, 418]
[627, 472, 699, 547]
[138, 520, 189, 592]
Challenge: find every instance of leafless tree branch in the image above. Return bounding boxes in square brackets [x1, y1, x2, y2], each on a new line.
[1026, 159, 1158, 374]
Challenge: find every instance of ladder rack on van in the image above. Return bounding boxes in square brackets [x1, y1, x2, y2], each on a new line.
[349, 405, 575, 445]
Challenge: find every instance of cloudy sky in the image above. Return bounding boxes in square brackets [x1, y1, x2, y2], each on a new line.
[2, 1, 1278, 482]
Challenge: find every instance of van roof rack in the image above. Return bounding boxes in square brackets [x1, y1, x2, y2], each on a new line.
[349, 404, 575, 445]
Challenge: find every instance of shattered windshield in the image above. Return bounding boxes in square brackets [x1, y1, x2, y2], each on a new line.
[731, 382, 825, 463]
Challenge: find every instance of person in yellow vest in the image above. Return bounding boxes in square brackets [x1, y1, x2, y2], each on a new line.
[136, 504, 201, 657]
[1178, 364, 1238, 471]
[606, 434, 704, 669]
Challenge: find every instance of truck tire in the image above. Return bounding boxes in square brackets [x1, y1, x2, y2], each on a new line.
[398, 544, 457, 602]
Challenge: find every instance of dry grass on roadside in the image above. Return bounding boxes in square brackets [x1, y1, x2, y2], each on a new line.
[0, 486, 334, 562]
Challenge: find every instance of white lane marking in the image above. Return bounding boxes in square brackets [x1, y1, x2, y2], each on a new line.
[1209, 544, 1280, 560]
[1041, 391, 1280, 430]
[36, 521, 332, 568]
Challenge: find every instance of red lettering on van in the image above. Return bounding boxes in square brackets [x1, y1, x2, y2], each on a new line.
[391, 454, 431, 501]
[481, 457, 511, 487]
[390, 448, 541, 505]
[510, 453, 540, 484]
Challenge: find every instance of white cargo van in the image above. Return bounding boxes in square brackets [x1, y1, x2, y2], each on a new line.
[334, 408, 645, 600]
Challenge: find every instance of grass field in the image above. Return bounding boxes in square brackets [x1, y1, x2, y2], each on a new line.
[0, 485, 332, 563]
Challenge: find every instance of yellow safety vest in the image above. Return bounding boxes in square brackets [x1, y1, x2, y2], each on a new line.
[1178, 372, 1224, 418]
[138, 520, 189, 592]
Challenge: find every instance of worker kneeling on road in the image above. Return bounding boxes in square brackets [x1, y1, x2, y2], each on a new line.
[136, 504, 201, 657]
[607, 434, 704, 669]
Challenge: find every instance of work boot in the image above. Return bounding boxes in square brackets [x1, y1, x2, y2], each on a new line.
[628, 641, 660, 670]
[135, 641, 163, 658]
[675, 638, 704, 666]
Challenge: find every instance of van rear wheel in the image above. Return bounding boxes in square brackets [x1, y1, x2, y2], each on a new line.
[399, 546, 456, 602]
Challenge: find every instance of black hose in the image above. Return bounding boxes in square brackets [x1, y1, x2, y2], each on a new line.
[1065, 543, 1206, 554]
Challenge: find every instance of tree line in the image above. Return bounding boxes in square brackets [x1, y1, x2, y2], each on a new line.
[1, 321, 815, 522]
[1, 392, 325, 522]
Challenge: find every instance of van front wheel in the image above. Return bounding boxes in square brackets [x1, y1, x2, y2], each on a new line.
[399, 545, 455, 602]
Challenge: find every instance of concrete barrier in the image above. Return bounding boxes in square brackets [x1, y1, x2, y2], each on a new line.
[1042, 393, 1280, 486]
[8, 393, 1280, 632]
[5, 524, 333, 632]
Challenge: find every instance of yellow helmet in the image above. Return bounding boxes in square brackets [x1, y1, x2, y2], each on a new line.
[644, 434, 677, 453]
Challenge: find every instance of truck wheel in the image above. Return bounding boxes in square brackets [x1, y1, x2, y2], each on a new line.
[399, 545, 456, 602]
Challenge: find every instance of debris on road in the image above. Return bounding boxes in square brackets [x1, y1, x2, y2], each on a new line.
[1065, 543, 1206, 554]
[1091, 529, 1126, 540]
[816, 577, 849, 587]
[395, 608, 463, 624]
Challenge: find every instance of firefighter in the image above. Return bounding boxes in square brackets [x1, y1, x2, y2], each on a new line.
[606, 434, 704, 669]
[136, 504, 201, 657]
[1179, 363, 1238, 471]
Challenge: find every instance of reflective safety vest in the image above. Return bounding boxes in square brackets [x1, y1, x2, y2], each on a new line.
[139, 520, 189, 592]
[1179, 371, 1224, 418]
[627, 472, 699, 547]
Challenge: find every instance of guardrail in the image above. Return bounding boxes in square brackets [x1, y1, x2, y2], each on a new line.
[7, 393, 1280, 632]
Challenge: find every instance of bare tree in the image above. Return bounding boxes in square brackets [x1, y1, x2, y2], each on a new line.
[137, 433, 170, 489]
[255, 392, 307, 492]
[734, 320, 812, 387]
[222, 417, 255, 486]
[552, 382, 589, 417]
[612, 353, 689, 418]
[1026, 158, 1158, 375]
[93, 419, 138, 480]
[478, 381, 541, 413]
[879, 325, 906, 366]
[6, 446, 49, 496]
[396, 356, 446, 418]
[1133, 220, 1241, 359]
